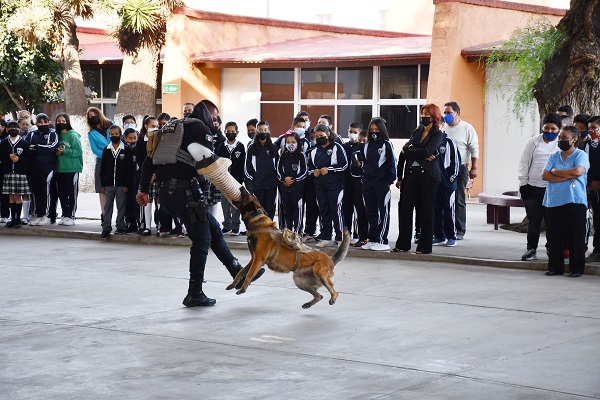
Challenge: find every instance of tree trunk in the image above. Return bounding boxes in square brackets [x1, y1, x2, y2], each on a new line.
[62, 16, 94, 192]
[114, 45, 160, 126]
[534, 0, 600, 115]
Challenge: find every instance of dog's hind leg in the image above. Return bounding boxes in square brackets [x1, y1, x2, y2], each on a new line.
[315, 268, 338, 305]
[226, 261, 252, 290]
[293, 275, 323, 309]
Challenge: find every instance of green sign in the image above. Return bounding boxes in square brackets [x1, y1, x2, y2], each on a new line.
[163, 84, 178, 94]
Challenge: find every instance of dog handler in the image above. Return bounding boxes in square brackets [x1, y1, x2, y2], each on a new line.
[137, 101, 262, 307]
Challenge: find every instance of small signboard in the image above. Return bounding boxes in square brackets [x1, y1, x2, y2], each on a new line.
[163, 84, 179, 94]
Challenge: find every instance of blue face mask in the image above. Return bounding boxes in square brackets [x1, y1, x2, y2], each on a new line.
[543, 131, 558, 141]
[443, 113, 455, 125]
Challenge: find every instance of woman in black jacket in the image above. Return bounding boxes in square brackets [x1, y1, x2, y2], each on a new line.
[393, 104, 444, 254]
[277, 133, 308, 233]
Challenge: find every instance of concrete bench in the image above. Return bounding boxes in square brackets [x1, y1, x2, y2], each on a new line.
[478, 191, 525, 230]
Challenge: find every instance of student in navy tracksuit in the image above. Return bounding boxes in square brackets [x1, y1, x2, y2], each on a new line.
[24, 113, 58, 223]
[274, 117, 310, 154]
[307, 124, 348, 247]
[433, 130, 461, 247]
[277, 133, 307, 233]
[342, 122, 368, 247]
[245, 120, 278, 219]
[216, 121, 246, 234]
[360, 118, 397, 251]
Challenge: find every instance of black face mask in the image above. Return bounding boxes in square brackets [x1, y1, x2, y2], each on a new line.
[89, 116, 100, 126]
[248, 132, 256, 140]
[558, 140, 572, 151]
[55, 123, 68, 133]
[420, 117, 431, 126]
[258, 132, 269, 140]
[369, 131, 379, 140]
[110, 136, 122, 144]
[316, 137, 328, 146]
[226, 133, 237, 142]
[8, 129, 19, 137]
[37, 125, 50, 134]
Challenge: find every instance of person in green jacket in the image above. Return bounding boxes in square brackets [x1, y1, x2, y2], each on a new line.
[53, 113, 83, 226]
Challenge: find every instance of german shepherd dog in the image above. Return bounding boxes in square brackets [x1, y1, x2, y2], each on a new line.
[228, 188, 350, 308]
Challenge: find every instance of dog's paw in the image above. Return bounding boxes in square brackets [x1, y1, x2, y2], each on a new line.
[225, 283, 235, 290]
[236, 288, 246, 295]
[302, 302, 313, 309]
[329, 298, 336, 305]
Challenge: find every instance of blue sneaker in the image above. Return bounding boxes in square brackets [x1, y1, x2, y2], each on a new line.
[432, 237, 445, 246]
[445, 238, 457, 247]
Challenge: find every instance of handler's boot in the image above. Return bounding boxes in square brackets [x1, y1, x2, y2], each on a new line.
[226, 258, 266, 290]
[182, 279, 216, 307]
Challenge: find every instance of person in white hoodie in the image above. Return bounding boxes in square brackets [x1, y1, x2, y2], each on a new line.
[517, 112, 561, 261]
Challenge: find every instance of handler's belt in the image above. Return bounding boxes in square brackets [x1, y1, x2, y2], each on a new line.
[159, 178, 198, 192]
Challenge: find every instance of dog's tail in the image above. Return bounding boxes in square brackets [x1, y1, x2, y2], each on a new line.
[331, 228, 350, 267]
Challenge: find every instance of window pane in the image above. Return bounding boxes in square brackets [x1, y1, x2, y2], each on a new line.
[82, 68, 100, 99]
[301, 68, 335, 99]
[104, 103, 117, 122]
[261, 69, 294, 101]
[338, 67, 373, 99]
[380, 105, 418, 139]
[299, 105, 335, 134]
[261, 103, 294, 136]
[380, 66, 418, 99]
[337, 105, 372, 138]
[420, 65, 429, 99]
[102, 68, 121, 99]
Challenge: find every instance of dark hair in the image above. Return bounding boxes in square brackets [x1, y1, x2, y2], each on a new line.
[183, 102, 194, 108]
[561, 125, 579, 140]
[558, 105, 574, 117]
[283, 133, 303, 154]
[123, 128, 138, 138]
[313, 123, 330, 135]
[588, 116, 600, 126]
[444, 101, 460, 114]
[246, 118, 258, 128]
[421, 104, 443, 128]
[108, 125, 122, 135]
[257, 120, 270, 129]
[55, 113, 73, 131]
[224, 121, 238, 131]
[296, 111, 310, 118]
[35, 113, 49, 123]
[157, 112, 170, 121]
[122, 114, 136, 124]
[350, 122, 363, 130]
[319, 114, 333, 126]
[367, 117, 390, 141]
[574, 113, 591, 127]
[359, 130, 367, 137]
[0, 119, 7, 129]
[292, 117, 306, 126]
[139, 115, 156, 139]
[542, 112, 562, 128]
[7, 121, 19, 129]
[250, 121, 276, 157]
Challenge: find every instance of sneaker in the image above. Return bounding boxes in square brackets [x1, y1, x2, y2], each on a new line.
[445, 238, 457, 247]
[350, 238, 359, 245]
[0, 217, 7, 223]
[13, 222, 22, 229]
[4, 220, 14, 228]
[352, 240, 367, 248]
[61, 217, 75, 226]
[221, 228, 232, 235]
[371, 243, 391, 251]
[457, 234, 464, 240]
[177, 232, 186, 238]
[316, 240, 334, 248]
[36, 216, 51, 226]
[159, 231, 169, 238]
[140, 229, 151, 236]
[126, 224, 138, 233]
[361, 241, 375, 250]
[432, 237, 445, 246]
[114, 228, 126, 235]
[239, 231, 247, 236]
[21, 218, 29, 225]
[29, 217, 40, 226]
[100, 229, 111, 239]
[521, 248, 537, 261]
[230, 229, 240, 236]
[304, 236, 318, 243]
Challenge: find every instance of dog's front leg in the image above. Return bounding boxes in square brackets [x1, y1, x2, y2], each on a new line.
[226, 261, 252, 290]
[236, 255, 267, 295]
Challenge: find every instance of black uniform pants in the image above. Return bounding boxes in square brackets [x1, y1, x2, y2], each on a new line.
[433, 188, 457, 241]
[315, 183, 344, 241]
[159, 186, 234, 280]
[303, 175, 319, 236]
[362, 180, 391, 245]
[56, 172, 79, 218]
[343, 177, 368, 241]
[280, 187, 304, 233]
[253, 187, 277, 220]
[29, 167, 54, 217]
[545, 203, 586, 275]
[590, 190, 600, 253]
[519, 184, 546, 250]
[396, 167, 438, 253]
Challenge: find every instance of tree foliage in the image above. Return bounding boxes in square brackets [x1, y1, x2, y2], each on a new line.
[0, 1, 63, 114]
[485, 17, 566, 122]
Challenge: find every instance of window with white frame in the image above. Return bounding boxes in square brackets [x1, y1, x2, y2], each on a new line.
[260, 65, 428, 139]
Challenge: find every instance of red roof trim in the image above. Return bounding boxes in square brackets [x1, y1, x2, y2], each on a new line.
[193, 54, 431, 66]
[173, 7, 426, 38]
[76, 26, 112, 36]
[433, 0, 566, 16]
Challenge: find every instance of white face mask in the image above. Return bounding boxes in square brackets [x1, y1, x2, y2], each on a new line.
[124, 122, 136, 130]
[348, 133, 359, 142]
[294, 127, 305, 139]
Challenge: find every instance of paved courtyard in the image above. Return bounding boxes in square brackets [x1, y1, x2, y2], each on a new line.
[0, 235, 599, 399]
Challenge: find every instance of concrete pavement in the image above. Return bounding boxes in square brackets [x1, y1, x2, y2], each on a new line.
[0, 235, 598, 399]
[2, 192, 600, 275]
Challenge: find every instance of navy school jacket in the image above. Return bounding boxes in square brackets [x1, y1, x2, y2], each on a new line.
[244, 141, 279, 190]
[307, 141, 348, 188]
[0, 136, 30, 175]
[277, 150, 307, 193]
[361, 139, 396, 185]
[24, 129, 58, 170]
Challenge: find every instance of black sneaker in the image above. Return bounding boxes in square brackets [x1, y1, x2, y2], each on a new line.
[5, 220, 13, 228]
[230, 229, 240, 236]
[221, 228, 232, 235]
[521, 248, 537, 261]
[182, 292, 216, 307]
[140, 229, 151, 236]
[100, 229, 111, 239]
[114, 228, 126, 235]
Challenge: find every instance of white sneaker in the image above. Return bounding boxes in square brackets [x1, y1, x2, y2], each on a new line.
[36, 216, 51, 226]
[0, 217, 6, 223]
[29, 217, 40, 226]
[371, 243, 391, 251]
[61, 217, 75, 226]
[361, 241, 375, 250]
[316, 240, 333, 248]
[350, 238, 359, 245]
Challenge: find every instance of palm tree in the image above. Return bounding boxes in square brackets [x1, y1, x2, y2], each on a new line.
[9, 0, 97, 191]
[111, 0, 182, 124]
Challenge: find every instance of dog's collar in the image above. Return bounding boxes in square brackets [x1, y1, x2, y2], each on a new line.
[243, 209, 268, 224]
